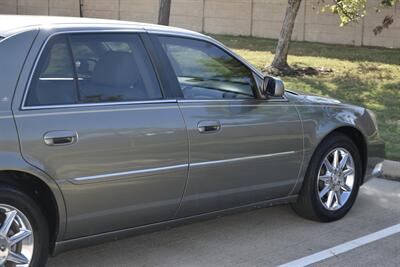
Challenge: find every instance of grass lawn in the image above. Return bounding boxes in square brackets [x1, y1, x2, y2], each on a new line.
[212, 35, 400, 160]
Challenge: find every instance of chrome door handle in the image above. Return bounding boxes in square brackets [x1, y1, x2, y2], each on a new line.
[43, 131, 78, 146]
[197, 120, 221, 133]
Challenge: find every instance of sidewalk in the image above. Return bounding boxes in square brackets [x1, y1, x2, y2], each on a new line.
[383, 160, 400, 181]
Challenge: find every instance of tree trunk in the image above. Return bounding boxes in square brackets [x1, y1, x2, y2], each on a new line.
[270, 0, 302, 71]
[158, 0, 172, 25]
[79, 0, 83, 17]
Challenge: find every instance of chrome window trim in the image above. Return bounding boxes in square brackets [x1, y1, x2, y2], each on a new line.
[21, 99, 177, 111]
[178, 99, 256, 104]
[15, 105, 178, 119]
[20, 28, 166, 111]
[177, 97, 288, 104]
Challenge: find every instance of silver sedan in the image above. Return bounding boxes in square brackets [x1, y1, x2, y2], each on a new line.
[0, 15, 384, 266]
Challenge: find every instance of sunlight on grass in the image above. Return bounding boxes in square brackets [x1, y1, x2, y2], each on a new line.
[213, 35, 400, 160]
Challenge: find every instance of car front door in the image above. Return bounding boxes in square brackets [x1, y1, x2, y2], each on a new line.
[12, 32, 188, 239]
[153, 35, 304, 217]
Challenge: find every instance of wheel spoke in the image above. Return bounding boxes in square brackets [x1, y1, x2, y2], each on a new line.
[0, 210, 17, 236]
[326, 191, 334, 208]
[342, 168, 354, 177]
[9, 229, 32, 246]
[338, 153, 349, 171]
[335, 191, 342, 206]
[324, 158, 334, 173]
[7, 251, 29, 264]
[319, 185, 331, 198]
[333, 150, 339, 168]
[341, 184, 352, 192]
[319, 174, 331, 183]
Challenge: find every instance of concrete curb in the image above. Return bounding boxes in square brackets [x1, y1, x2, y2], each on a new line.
[383, 160, 400, 181]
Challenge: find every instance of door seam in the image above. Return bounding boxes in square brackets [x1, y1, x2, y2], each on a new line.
[173, 102, 191, 218]
[288, 104, 306, 196]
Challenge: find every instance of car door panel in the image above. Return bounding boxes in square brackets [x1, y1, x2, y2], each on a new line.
[14, 103, 189, 239]
[153, 35, 304, 217]
[13, 32, 189, 239]
[176, 100, 303, 217]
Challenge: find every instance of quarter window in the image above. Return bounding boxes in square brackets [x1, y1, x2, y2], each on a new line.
[158, 36, 256, 100]
[25, 33, 162, 107]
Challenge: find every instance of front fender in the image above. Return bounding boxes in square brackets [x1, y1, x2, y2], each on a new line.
[291, 102, 382, 194]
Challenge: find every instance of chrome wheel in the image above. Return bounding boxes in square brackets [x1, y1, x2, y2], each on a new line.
[0, 204, 34, 267]
[317, 148, 355, 211]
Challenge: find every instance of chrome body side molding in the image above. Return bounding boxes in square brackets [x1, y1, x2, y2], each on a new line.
[68, 151, 298, 184]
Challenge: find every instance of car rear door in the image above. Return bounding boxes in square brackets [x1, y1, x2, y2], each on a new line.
[151, 34, 304, 217]
[12, 31, 188, 239]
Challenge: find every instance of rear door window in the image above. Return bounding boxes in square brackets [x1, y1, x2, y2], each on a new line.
[25, 33, 163, 107]
[69, 34, 162, 103]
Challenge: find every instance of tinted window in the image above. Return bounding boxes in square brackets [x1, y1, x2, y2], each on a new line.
[25, 35, 78, 106]
[158, 36, 256, 100]
[70, 34, 162, 103]
[25, 33, 162, 107]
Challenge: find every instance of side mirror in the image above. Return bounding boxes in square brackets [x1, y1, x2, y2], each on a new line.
[261, 76, 285, 98]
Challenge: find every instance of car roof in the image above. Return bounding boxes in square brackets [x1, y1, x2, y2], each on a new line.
[0, 15, 205, 38]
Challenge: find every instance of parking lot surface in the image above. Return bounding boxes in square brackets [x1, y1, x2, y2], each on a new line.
[48, 178, 400, 267]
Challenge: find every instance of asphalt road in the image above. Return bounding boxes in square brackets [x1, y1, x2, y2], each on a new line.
[48, 178, 400, 267]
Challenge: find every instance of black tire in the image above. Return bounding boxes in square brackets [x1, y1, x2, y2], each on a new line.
[292, 133, 362, 222]
[0, 186, 49, 267]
